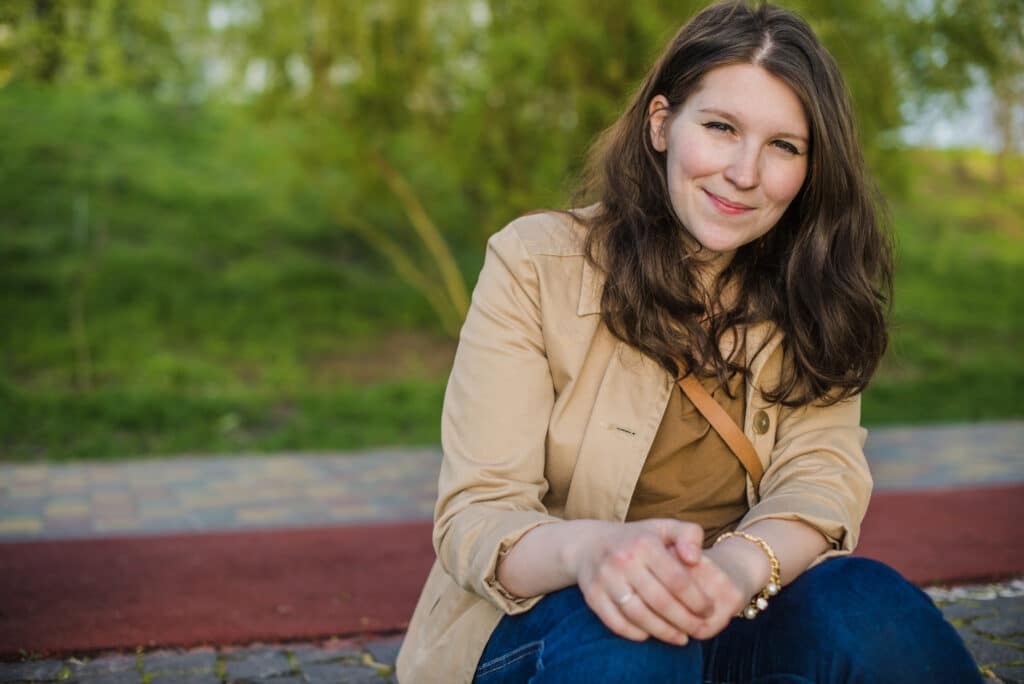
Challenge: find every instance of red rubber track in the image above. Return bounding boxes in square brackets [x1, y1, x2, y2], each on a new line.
[1, 484, 1021, 658]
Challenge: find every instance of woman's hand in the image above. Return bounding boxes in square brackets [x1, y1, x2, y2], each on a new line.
[569, 519, 715, 645]
[680, 553, 747, 640]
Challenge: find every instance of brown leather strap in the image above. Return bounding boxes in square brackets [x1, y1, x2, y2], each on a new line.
[677, 373, 764, 493]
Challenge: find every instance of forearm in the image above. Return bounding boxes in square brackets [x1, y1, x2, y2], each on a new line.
[705, 518, 829, 599]
[496, 519, 619, 598]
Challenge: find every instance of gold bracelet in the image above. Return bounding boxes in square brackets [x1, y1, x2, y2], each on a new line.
[715, 531, 781, 619]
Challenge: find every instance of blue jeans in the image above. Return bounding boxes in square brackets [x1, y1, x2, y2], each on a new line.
[474, 557, 983, 683]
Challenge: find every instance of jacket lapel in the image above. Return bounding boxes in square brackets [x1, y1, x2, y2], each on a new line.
[563, 331, 673, 522]
[577, 256, 603, 317]
[566, 259, 673, 521]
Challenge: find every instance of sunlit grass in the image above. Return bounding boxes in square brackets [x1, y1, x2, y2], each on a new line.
[862, 148, 1023, 424]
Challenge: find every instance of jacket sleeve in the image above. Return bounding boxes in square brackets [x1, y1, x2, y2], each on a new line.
[738, 393, 872, 567]
[432, 220, 561, 614]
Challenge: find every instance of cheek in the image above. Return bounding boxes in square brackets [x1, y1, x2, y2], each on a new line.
[671, 136, 721, 181]
[765, 163, 807, 207]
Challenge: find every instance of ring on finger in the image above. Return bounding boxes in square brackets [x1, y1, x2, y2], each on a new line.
[615, 590, 636, 606]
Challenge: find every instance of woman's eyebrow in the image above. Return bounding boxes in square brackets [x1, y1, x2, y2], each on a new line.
[697, 107, 808, 143]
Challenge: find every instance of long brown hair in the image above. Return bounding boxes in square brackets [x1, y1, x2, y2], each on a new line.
[573, 0, 893, 406]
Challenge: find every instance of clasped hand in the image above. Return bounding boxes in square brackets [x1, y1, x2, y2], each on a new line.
[573, 519, 745, 645]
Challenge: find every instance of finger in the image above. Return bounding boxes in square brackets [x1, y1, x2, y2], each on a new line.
[674, 535, 702, 565]
[613, 585, 691, 646]
[688, 557, 745, 640]
[644, 542, 714, 618]
[630, 564, 705, 637]
[581, 585, 650, 642]
[647, 519, 704, 565]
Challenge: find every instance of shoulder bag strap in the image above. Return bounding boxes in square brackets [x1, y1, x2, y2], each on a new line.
[677, 372, 764, 493]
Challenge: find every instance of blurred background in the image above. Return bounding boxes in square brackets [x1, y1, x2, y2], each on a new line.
[0, 0, 1020, 462]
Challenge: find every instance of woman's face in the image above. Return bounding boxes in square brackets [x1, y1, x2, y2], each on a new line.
[649, 63, 809, 266]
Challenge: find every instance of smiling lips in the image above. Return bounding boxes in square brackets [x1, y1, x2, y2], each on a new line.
[704, 189, 754, 215]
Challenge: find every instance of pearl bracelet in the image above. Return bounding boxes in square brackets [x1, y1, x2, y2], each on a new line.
[715, 531, 781, 619]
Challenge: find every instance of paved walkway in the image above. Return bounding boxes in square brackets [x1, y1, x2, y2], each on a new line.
[1, 421, 1022, 682]
[2, 422, 1021, 542]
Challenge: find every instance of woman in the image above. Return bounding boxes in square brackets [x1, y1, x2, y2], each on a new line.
[396, 2, 984, 682]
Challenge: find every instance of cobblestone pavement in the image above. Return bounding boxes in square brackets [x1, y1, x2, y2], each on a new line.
[0, 633, 405, 684]
[1, 423, 1022, 541]
[1, 581, 1021, 683]
[926, 579, 1024, 683]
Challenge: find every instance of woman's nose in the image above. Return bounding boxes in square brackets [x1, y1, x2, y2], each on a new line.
[723, 143, 760, 189]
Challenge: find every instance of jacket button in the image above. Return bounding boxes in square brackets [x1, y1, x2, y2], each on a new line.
[753, 410, 771, 435]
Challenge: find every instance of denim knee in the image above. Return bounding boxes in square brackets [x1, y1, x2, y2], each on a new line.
[774, 557, 984, 683]
[478, 586, 701, 683]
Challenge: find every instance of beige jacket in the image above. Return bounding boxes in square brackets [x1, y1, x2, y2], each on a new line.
[396, 211, 872, 684]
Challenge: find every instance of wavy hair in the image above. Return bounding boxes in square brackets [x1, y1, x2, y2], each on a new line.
[572, 0, 893, 406]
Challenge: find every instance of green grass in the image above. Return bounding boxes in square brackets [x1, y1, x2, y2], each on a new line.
[861, 148, 1024, 425]
[0, 379, 445, 462]
[0, 86, 1020, 460]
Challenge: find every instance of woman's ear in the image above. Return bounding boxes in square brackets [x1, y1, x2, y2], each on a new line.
[648, 95, 671, 152]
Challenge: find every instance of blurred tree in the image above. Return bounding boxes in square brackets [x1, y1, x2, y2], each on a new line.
[0, 0, 210, 94]
[3, 0, 1020, 338]
[900, 0, 1023, 184]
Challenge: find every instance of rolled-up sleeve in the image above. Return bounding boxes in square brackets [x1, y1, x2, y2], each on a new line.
[432, 220, 561, 614]
[738, 393, 872, 567]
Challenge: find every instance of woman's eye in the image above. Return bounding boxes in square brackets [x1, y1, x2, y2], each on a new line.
[773, 140, 800, 155]
[703, 121, 734, 133]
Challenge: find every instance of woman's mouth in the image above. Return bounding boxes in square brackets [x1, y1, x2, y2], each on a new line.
[704, 190, 754, 215]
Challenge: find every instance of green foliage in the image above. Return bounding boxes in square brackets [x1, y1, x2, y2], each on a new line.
[863, 148, 1024, 424]
[0, 3, 1022, 461]
[0, 85, 448, 397]
[0, 0, 204, 93]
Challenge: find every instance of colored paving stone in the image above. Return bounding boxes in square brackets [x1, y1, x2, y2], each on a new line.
[0, 517, 43, 534]
[328, 504, 381, 519]
[43, 501, 90, 517]
[50, 482, 88, 496]
[0, 424, 1021, 542]
[5, 486, 45, 499]
[92, 491, 135, 504]
[865, 421, 1024, 491]
[234, 507, 297, 524]
[44, 517, 94, 536]
[139, 506, 186, 519]
[95, 517, 143, 533]
[9, 465, 49, 480]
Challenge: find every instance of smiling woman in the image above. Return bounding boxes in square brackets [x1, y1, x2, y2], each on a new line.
[648, 63, 809, 261]
[396, 2, 985, 683]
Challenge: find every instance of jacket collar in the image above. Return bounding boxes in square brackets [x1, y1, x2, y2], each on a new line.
[577, 257, 603, 316]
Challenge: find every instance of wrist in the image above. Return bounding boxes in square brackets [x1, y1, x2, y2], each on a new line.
[558, 519, 616, 580]
[706, 535, 770, 599]
[714, 531, 782, 619]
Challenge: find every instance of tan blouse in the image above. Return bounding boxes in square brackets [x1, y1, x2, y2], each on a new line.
[626, 368, 748, 547]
